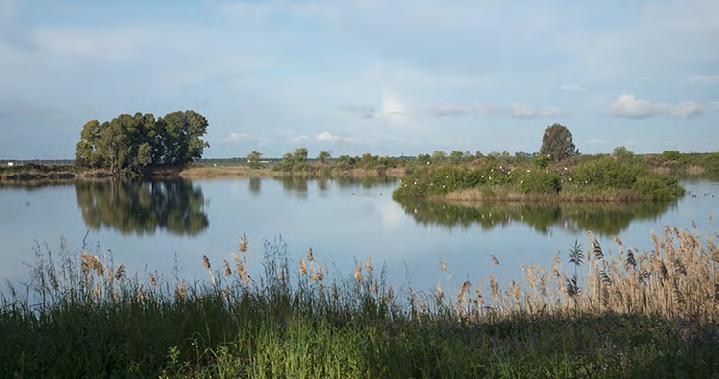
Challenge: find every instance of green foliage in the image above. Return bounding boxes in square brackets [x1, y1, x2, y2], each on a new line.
[294, 148, 308, 163]
[519, 171, 561, 194]
[612, 146, 635, 162]
[540, 123, 578, 162]
[535, 155, 550, 169]
[1, 240, 716, 378]
[431, 150, 447, 163]
[394, 154, 684, 202]
[571, 157, 645, 189]
[274, 148, 312, 172]
[161, 111, 210, 165]
[393, 164, 512, 199]
[632, 174, 685, 201]
[75, 111, 209, 175]
[247, 151, 263, 169]
[317, 151, 331, 164]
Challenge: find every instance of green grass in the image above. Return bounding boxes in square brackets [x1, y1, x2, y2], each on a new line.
[2, 300, 715, 378]
[1, 229, 718, 378]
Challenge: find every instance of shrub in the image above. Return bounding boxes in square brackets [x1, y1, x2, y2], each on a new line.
[633, 174, 685, 201]
[572, 157, 644, 189]
[519, 171, 561, 194]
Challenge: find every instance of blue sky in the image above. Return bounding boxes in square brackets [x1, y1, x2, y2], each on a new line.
[0, 0, 718, 159]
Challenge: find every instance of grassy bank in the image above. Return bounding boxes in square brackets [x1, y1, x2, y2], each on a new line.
[0, 163, 403, 182]
[393, 155, 686, 202]
[1, 228, 717, 377]
[177, 164, 404, 178]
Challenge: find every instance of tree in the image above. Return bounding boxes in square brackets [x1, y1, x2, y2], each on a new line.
[160, 110, 210, 165]
[293, 148, 308, 163]
[431, 151, 446, 163]
[75, 110, 209, 175]
[540, 123, 578, 162]
[613, 146, 634, 162]
[317, 151, 331, 164]
[449, 151, 466, 163]
[247, 151, 263, 168]
[75, 120, 105, 167]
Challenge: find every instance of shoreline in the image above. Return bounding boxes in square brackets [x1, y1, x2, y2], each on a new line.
[0, 164, 404, 183]
[423, 186, 683, 204]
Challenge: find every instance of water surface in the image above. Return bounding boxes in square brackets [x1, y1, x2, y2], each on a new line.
[1, 177, 717, 291]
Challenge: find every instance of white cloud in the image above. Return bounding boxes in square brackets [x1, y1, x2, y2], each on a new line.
[560, 83, 587, 92]
[315, 131, 359, 144]
[511, 103, 562, 119]
[690, 74, 719, 84]
[611, 94, 704, 119]
[610, 94, 656, 119]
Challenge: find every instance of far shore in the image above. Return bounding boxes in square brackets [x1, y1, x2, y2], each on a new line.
[0, 163, 405, 183]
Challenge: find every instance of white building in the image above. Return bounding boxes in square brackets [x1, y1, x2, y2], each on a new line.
[6, 162, 14, 167]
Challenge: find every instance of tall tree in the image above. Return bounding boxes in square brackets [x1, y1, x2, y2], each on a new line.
[159, 110, 210, 165]
[540, 123, 578, 162]
[75, 120, 105, 167]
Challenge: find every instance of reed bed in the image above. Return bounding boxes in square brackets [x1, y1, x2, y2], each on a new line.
[1, 227, 718, 378]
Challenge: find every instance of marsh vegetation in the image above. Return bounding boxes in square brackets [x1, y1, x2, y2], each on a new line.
[1, 227, 717, 377]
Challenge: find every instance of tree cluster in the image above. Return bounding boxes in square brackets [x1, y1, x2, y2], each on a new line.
[75, 110, 209, 175]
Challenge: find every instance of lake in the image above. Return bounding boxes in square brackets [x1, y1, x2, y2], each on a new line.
[1, 177, 717, 292]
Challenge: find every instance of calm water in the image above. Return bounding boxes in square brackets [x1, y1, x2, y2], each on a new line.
[1, 177, 718, 290]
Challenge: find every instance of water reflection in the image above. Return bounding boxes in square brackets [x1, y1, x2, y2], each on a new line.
[248, 177, 261, 197]
[75, 180, 209, 236]
[277, 176, 309, 198]
[270, 176, 398, 198]
[396, 198, 674, 236]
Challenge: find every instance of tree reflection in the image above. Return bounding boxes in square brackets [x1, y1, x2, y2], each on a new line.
[396, 198, 673, 236]
[75, 180, 209, 236]
[248, 177, 261, 197]
[276, 177, 309, 199]
[273, 176, 398, 198]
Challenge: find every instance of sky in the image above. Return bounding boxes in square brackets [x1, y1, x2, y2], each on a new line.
[0, 0, 718, 159]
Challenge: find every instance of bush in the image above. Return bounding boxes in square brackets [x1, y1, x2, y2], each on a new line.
[519, 171, 561, 194]
[633, 174, 685, 201]
[572, 157, 644, 189]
